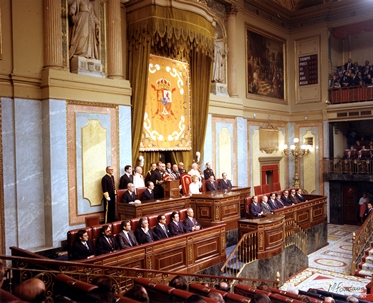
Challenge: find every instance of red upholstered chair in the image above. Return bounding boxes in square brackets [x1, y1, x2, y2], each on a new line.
[180, 174, 192, 196]
[164, 212, 172, 225]
[226, 292, 251, 303]
[111, 221, 122, 238]
[234, 284, 269, 297]
[202, 180, 208, 193]
[54, 274, 98, 303]
[135, 278, 175, 303]
[130, 217, 141, 231]
[262, 184, 270, 194]
[254, 185, 262, 195]
[136, 187, 147, 201]
[0, 288, 28, 303]
[216, 178, 222, 187]
[179, 209, 187, 221]
[147, 215, 158, 229]
[171, 289, 193, 303]
[273, 182, 281, 192]
[85, 215, 100, 227]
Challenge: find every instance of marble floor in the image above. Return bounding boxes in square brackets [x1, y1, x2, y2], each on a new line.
[281, 224, 371, 299]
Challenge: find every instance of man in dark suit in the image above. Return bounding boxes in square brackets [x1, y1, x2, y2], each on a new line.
[141, 181, 155, 201]
[203, 162, 215, 180]
[95, 225, 118, 255]
[153, 214, 172, 239]
[71, 230, 95, 260]
[119, 165, 133, 189]
[101, 166, 116, 223]
[249, 196, 263, 218]
[145, 163, 156, 184]
[135, 217, 159, 244]
[275, 193, 285, 208]
[267, 193, 279, 210]
[121, 183, 137, 203]
[218, 172, 232, 190]
[183, 208, 201, 232]
[289, 189, 300, 205]
[150, 162, 165, 199]
[281, 190, 292, 206]
[206, 175, 218, 192]
[117, 220, 138, 249]
[295, 188, 307, 202]
[168, 211, 185, 236]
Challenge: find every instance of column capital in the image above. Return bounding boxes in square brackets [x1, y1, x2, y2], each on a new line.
[226, 4, 238, 16]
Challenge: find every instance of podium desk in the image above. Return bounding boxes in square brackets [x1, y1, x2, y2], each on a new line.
[162, 180, 181, 199]
[189, 191, 241, 231]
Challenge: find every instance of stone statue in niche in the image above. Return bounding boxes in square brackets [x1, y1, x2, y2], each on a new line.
[212, 34, 226, 83]
[69, 0, 99, 60]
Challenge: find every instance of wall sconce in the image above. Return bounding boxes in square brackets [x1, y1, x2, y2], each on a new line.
[283, 138, 310, 188]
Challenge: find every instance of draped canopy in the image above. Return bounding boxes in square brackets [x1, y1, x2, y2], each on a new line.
[127, 4, 214, 171]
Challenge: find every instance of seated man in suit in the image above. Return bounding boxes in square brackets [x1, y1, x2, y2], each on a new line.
[153, 214, 172, 239]
[295, 188, 307, 202]
[281, 190, 292, 206]
[261, 195, 273, 214]
[117, 220, 138, 249]
[183, 208, 201, 232]
[135, 217, 159, 244]
[206, 175, 218, 192]
[249, 196, 263, 218]
[141, 181, 155, 201]
[121, 183, 138, 203]
[168, 211, 185, 236]
[218, 172, 232, 190]
[289, 189, 300, 205]
[363, 202, 373, 222]
[267, 193, 279, 210]
[275, 193, 285, 208]
[95, 225, 118, 255]
[71, 229, 95, 260]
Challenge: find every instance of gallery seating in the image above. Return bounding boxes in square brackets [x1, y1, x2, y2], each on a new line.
[0, 289, 28, 303]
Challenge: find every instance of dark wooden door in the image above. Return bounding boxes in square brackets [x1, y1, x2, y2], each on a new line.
[343, 184, 358, 225]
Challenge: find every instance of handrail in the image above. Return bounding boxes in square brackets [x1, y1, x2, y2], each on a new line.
[323, 158, 373, 175]
[220, 231, 258, 277]
[328, 85, 373, 104]
[351, 210, 373, 275]
[0, 254, 279, 294]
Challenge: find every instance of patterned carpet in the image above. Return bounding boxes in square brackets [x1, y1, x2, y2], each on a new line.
[282, 224, 371, 298]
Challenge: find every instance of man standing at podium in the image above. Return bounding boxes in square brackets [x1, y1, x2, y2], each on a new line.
[151, 161, 164, 199]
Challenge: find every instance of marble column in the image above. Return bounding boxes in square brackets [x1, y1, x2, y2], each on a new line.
[43, 0, 63, 69]
[107, 0, 123, 79]
[226, 4, 238, 98]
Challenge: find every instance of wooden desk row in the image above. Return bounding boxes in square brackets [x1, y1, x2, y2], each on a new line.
[117, 187, 250, 231]
[238, 194, 327, 259]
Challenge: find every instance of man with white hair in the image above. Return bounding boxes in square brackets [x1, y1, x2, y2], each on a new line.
[133, 166, 145, 191]
[188, 162, 202, 181]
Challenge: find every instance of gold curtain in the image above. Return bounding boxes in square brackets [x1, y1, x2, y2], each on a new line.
[128, 4, 214, 171]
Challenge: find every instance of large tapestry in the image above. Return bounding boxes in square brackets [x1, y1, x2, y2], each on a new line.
[140, 55, 191, 151]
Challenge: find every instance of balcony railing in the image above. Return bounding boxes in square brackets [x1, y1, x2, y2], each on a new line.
[323, 158, 373, 175]
[329, 85, 373, 104]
